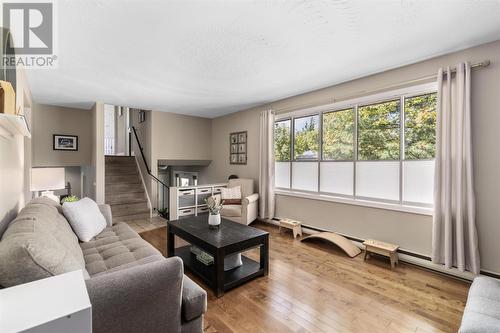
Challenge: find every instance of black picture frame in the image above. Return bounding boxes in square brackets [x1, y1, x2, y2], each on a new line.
[229, 131, 247, 165]
[53, 134, 78, 151]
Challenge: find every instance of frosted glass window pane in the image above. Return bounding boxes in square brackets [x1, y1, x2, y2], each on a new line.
[356, 162, 399, 200]
[275, 162, 290, 188]
[292, 162, 318, 191]
[403, 160, 434, 204]
[320, 162, 353, 195]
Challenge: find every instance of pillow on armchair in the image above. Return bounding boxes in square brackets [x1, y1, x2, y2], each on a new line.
[220, 186, 241, 205]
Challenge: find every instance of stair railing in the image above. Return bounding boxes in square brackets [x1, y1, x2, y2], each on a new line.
[131, 126, 169, 219]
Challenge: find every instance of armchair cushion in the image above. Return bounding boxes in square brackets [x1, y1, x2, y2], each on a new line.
[228, 179, 254, 198]
[182, 275, 207, 322]
[221, 205, 242, 217]
[220, 186, 241, 200]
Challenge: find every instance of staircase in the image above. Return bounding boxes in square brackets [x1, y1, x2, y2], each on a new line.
[105, 156, 150, 223]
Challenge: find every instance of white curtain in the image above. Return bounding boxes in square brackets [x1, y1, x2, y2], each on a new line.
[432, 62, 480, 274]
[259, 110, 275, 219]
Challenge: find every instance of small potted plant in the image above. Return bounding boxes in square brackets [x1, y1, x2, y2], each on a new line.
[61, 195, 79, 204]
[157, 208, 169, 219]
[205, 196, 224, 228]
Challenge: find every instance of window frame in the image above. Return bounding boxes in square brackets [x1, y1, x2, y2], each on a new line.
[274, 82, 437, 215]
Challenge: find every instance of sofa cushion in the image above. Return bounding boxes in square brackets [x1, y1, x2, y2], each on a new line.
[221, 205, 242, 217]
[182, 275, 207, 322]
[460, 276, 500, 332]
[81, 222, 164, 277]
[0, 197, 86, 287]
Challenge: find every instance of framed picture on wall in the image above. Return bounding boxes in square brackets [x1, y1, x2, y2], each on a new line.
[53, 134, 78, 151]
[229, 131, 247, 165]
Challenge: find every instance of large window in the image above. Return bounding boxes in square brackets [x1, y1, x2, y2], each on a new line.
[274, 84, 437, 209]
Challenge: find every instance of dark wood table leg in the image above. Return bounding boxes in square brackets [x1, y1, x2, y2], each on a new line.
[260, 234, 269, 276]
[214, 248, 225, 297]
[167, 225, 175, 257]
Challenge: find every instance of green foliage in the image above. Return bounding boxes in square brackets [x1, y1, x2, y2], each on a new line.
[293, 115, 319, 159]
[61, 195, 79, 203]
[157, 208, 168, 218]
[274, 120, 291, 161]
[358, 100, 400, 160]
[273, 93, 436, 162]
[404, 94, 437, 159]
[322, 109, 354, 160]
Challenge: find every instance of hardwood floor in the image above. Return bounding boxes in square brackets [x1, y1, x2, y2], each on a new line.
[122, 215, 167, 233]
[139, 222, 470, 333]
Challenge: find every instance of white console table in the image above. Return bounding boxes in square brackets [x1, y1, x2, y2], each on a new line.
[0, 270, 91, 333]
[169, 183, 227, 220]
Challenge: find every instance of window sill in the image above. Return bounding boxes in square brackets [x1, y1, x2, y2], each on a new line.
[274, 189, 433, 216]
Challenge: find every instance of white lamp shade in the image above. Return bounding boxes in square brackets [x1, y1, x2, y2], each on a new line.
[31, 168, 65, 191]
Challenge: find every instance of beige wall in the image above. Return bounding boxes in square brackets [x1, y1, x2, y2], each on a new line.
[150, 111, 211, 163]
[203, 40, 500, 273]
[201, 108, 259, 183]
[91, 102, 105, 204]
[33, 104, 92, 167]
[0, 66, 33, 236]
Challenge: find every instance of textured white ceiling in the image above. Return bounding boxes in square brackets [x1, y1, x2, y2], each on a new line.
[26, 0, 500, 117]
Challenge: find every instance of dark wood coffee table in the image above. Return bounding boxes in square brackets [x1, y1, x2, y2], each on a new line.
[167, 215, 269, 297]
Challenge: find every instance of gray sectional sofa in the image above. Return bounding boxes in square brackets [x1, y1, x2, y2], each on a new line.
[0, 197, 206, 333]
[460, 276, 500, 333]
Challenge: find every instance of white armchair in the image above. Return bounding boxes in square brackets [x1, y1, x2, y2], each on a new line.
[219, 178, 259, 225]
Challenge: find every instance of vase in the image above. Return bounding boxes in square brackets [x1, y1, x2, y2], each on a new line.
[208, 213, 221, 228]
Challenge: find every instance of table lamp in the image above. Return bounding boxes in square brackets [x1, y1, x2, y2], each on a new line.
[31, 167, 65, 202]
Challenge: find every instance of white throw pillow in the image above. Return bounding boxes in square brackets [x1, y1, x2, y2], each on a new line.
[62, 197, 107, 242]
[221, 186, 241, 200]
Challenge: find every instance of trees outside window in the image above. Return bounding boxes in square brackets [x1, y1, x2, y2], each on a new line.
[322, 108, 354, 160]
[294, 115, 319, 160]
[358, 100, 400, 160]
[404, 93, 437, 160]
[274, 120, 291, 161]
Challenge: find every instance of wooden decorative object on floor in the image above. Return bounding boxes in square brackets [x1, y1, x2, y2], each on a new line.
[363, 239, 399, 269]
[278, 218, 303, 238]
[301, 232, 361, 258]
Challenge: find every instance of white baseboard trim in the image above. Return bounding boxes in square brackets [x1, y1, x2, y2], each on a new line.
[259, 218, 482, 282]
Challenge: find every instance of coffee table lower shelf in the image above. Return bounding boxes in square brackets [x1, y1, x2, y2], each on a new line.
[175, 246, 263, 293]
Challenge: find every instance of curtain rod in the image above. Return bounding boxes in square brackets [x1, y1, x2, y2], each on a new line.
[274, 60, 490, 115]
